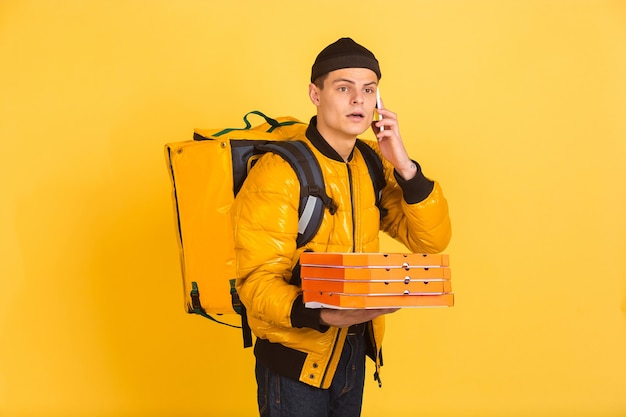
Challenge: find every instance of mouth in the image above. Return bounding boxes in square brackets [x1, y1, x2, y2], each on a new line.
[347, 112, 366, 120]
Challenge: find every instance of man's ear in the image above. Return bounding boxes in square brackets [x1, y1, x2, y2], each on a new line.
[308, 83, 320, 105]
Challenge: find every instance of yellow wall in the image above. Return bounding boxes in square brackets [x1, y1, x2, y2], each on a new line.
[1, 1, 625, 416]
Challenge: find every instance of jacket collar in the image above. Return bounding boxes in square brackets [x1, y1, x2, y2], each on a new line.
[306, 116, 355, 163]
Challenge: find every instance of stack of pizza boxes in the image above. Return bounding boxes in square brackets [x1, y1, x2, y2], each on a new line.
[300, 253, 453, 309]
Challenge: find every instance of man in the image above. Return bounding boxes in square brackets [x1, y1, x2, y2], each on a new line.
[232, 37, 451, 417]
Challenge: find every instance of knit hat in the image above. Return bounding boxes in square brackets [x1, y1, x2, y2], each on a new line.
[310, 37, 381, 82]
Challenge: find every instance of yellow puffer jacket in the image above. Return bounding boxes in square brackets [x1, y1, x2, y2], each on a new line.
[233, 117, 451, 388]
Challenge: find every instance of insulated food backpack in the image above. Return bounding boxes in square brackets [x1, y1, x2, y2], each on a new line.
[164, 111, 385, 347]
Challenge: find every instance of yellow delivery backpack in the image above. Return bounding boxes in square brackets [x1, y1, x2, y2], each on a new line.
[164, 111, 385, 347]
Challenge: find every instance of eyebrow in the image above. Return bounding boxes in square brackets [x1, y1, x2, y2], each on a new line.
[331, 78, 378, 87]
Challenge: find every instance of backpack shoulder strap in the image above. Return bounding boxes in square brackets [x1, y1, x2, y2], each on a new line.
[355, 139, 387, 219]
[255, 141, 337, 248]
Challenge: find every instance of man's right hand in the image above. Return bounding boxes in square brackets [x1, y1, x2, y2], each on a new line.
[319, 307, 400, 328]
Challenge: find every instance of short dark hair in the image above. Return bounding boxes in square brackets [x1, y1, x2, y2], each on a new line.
[313, 73, 329, 89]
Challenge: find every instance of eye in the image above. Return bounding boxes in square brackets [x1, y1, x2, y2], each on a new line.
[338, 86, 349, 92]
[365, 87, 374, 94]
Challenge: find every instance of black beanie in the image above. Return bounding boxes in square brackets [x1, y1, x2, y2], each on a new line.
[311, 37, 381, 83]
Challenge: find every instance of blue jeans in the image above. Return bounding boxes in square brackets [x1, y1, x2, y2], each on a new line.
[255, 333, 366, 417]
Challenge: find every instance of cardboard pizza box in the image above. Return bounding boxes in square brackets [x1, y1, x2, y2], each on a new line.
[301, 265, 451, 280]
[302, 278, 452, 295]
[303, 291, 454, 309]
[299, 252, 449, 268]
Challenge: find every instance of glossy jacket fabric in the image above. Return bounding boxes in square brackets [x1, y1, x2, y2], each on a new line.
[232, 117, 451, 388]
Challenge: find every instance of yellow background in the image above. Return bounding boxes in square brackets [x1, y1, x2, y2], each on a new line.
[1, 1, 625, 416]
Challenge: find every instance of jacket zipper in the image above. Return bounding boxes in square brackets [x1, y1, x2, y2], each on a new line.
[347, 163, 356, 253]
[321, 163, 354, 387]
[350, 161, 383, 387]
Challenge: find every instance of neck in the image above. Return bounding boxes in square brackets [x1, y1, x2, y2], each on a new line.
[315, 123, 357, 163]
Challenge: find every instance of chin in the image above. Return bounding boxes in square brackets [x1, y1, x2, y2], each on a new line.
[349, 123, 370, 136]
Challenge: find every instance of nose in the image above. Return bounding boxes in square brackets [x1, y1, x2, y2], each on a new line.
[351, 91, 364, 104]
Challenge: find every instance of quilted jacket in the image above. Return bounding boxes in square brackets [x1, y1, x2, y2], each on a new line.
[233, 116, 451, 388]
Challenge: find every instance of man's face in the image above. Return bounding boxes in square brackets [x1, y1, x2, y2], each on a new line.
[309, 67, 379, 144]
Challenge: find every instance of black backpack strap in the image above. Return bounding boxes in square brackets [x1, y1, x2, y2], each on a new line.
[229, 279, 253, 347]
[188, 281, 252, 348]
[355, 140, 387, 219]
[255, 141, 337, 248]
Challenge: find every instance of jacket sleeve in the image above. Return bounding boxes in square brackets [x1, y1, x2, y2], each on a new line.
[379, 157, 452, 254]
[232, 153, 324, 331]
